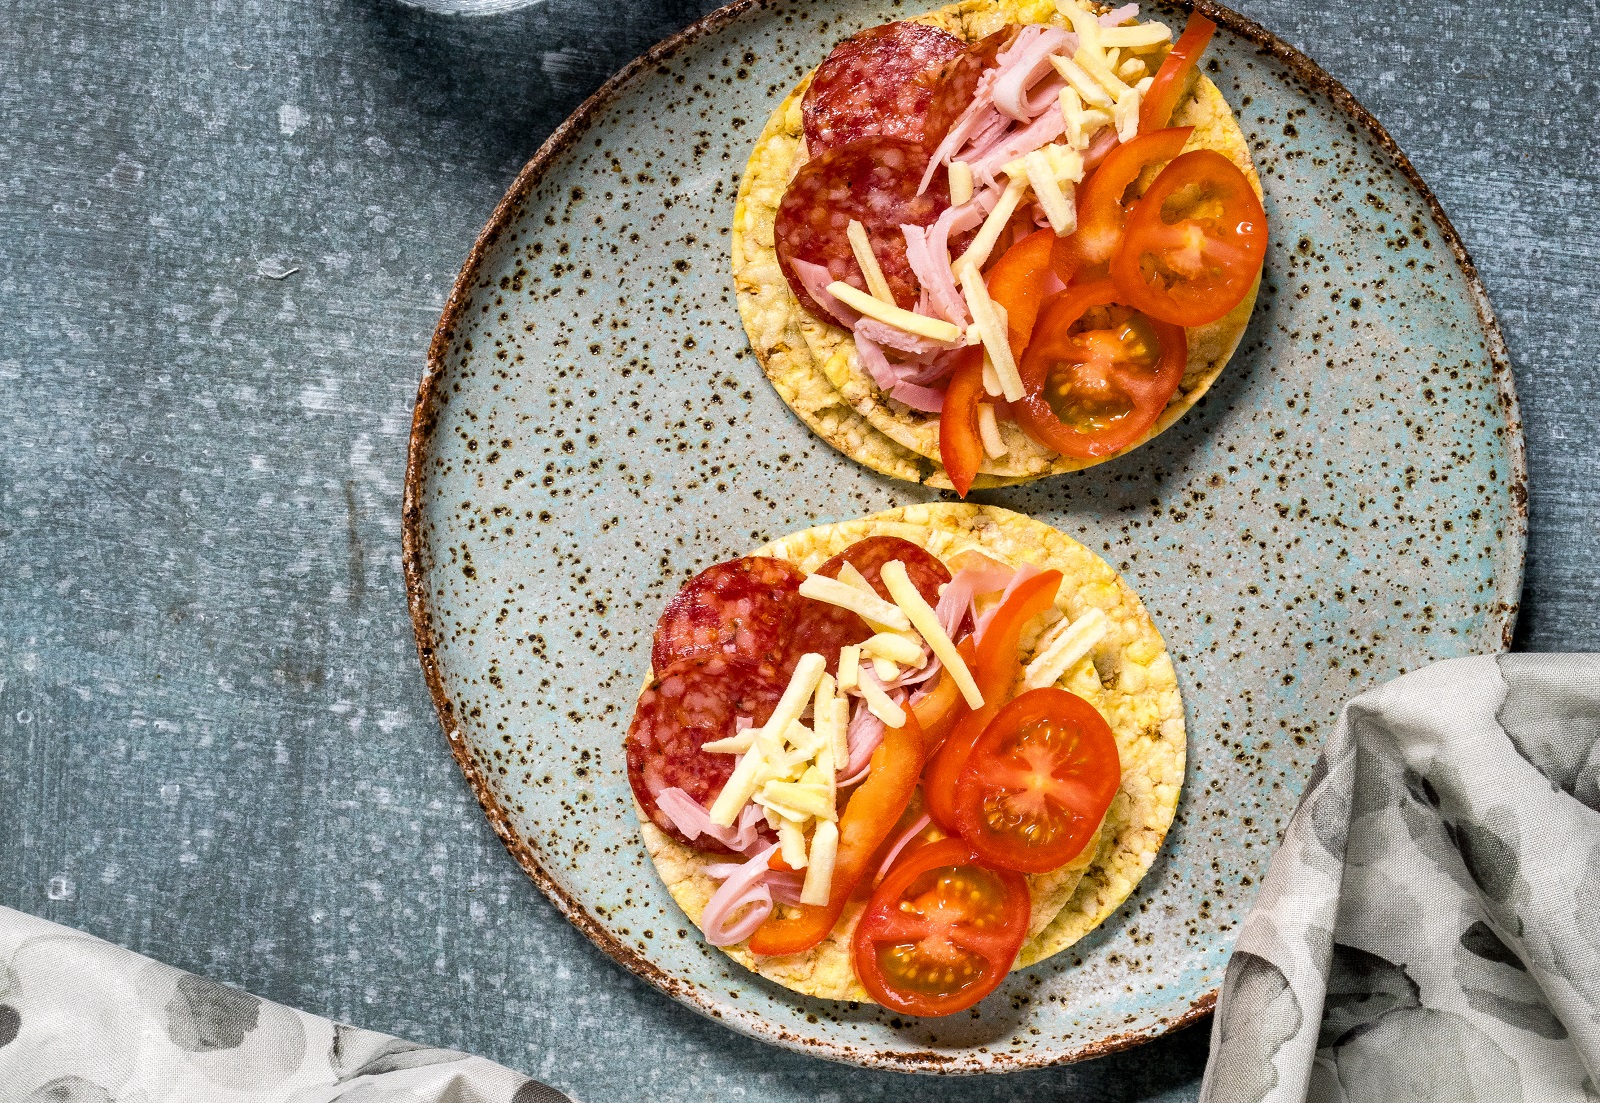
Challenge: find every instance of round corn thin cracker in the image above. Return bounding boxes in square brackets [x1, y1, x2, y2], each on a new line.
[731, 0, 1262, 489]
[638, 503, 1185, 1001]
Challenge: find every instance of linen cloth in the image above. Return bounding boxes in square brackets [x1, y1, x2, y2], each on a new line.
[0, 903, 568, 1103]
[1202, 654, 1600, 1102]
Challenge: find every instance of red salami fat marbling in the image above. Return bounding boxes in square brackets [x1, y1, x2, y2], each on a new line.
[625, 655, 785, 849]
[802, 22, 966, 155]
[922, 26, 1020, 150]
[782, 536, 953, 674]
[651, 556, 807, 673]
[775, 137, 952, 321]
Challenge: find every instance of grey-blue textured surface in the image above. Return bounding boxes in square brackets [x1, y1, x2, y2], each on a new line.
[0, 0, 1593, 1099]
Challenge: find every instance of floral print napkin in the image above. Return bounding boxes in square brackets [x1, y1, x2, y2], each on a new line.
[0, 904, 568, 1102]
[1202, 654, 1600, 1102]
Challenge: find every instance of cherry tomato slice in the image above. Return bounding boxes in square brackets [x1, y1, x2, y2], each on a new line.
[1012, 279, 1187, 459]
[985, 227, 1058, 362]
[938, 346, 985, 499]
[1051, 127, 1193, 284]
[1139, 12, 1216, 134]
[952, 688, 1120, 873]
[748, 710, 925, 957]
[852, 837, 1030, 1016]
[1111, 149, 1267, 327]
[923, 570, 1063, 830]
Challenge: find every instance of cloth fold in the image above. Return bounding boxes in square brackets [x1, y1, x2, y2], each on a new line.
[0, 904, 568, 1103]
[1202, 654, 1600, 1103]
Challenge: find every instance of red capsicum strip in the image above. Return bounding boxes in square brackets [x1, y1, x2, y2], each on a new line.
[747, 710, 926, 957]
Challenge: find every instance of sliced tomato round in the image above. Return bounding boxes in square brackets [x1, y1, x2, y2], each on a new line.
[1012, 279, 1187, 459]
[851, 837, 1031, 1016]
[922, 569, 1063, 831]
[1111, 149, 1268, 327]
[1051, 127, 1193, 284]
[951, 688, 1120, 873]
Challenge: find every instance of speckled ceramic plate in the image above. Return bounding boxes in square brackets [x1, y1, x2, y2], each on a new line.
[402, 0, 1525, 1072]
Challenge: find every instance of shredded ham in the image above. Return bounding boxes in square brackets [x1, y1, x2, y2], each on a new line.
[840, 698, 887, 784]
[974, 561, 1045, 645]
[854, 318, 957, 359]
[968, 109, 1067, 188]
[853, 334, 901, 394]
[936, 561, 1016, 641]
[1082, 126, 1122, 175]
[889, 380, 947, 413]
[767, 871, 805, 906]
[991, 27, 1072, 121]
[873, 814, 933, 887]
[920, 67, 1004, 194]
[791, 258, 858, 327]
[1100, 3, 1140, 25]
[900, 349, 965, 387]
[700, 843, 777, 946]
[655, 788, 765, 854]
[902, 224, 969, 325]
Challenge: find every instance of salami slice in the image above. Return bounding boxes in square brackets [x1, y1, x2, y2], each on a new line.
[651, 556, 807, 673]
[923, 26, 1021, 151]
[776, 137, 952, 321]
[782, 536, 954, 675]
[802, 22, 966, 155]
[626, 655, 785, 850]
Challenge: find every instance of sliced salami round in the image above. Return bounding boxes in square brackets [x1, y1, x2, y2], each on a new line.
[625, 655, 785, 850]
[923, 26, 1021, 151]
[822, 535, 951, 607]
[782, 536, 954, 675]
[776, 137, 951, 321]
[802, 22, 966, 155]
[651, 556, 806, 673]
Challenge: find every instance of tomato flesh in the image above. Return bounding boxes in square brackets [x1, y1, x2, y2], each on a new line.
[852, 837, 1031, 1016]
[1051, 127, 1193, 284]
[1014, 280, 1187, 459]
[952, 688, 1120, 873]
[1112, 149, 1268, 327]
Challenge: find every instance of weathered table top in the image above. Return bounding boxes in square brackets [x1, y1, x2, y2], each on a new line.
[1, 1, 1594, 1100]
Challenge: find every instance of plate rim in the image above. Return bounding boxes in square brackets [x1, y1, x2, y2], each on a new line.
[400, 0, 1528, 1072]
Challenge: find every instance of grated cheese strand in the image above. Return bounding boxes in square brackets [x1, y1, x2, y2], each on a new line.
[880, 560, 983, 708]
[1051, 54, 1112, 109]
[861, 632, 926, 666]
[1024, 608, 1110, 689]
[801, 820, 838, 905]
[959, 264, 1025, 403]
[826, 281, 963, 344]
[977, 403, 1009, 458]
[948, 160, 974, 206]
[858, 673, 907, 727]
[1099, 22, 1172, 49]
[847, 219, 897, 306]
[953, 177, 1027, 276]
[798, 574, 911, 632]
[837, 644, 861, 690]
[1024, 149, 1076, 235]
